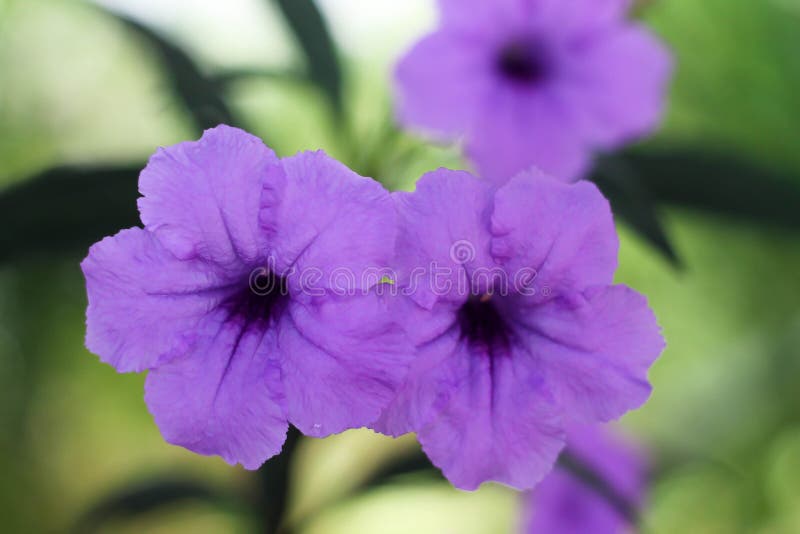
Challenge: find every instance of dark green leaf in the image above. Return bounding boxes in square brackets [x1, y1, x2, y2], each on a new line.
[619, 149, 800, 230]
[357, 449, 438, 491]
[591, 156, 682, 267]
[257, 426, 301, 533]
[210, 67, 305, 87]
[0, 165, 141, 262]
[73, 477, 234, 533]
[104, 10, 236, 132]
[272, 0, 343, 115]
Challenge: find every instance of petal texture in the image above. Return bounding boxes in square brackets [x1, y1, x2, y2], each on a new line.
[414, 337, 565, 490]
[82, 227, 230, 373]
[144, 310, 287, 469]
[138, 125, 279, 266]
[491, 171, 618, 298]
[517, 286, 664, 423]
[278, 292, 412, 437]
[393, 169, 495, 308]
[260, 151, 396, 293]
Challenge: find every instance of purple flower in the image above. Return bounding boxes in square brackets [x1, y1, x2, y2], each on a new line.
[82, 125, 411, 469]
[521, 425, 647, 533]
[372, 168, 664, 490]
[395, 0, 672, 182]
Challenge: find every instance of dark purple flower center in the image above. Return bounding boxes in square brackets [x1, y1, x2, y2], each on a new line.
[496, 39, 549, 85]
[225, 270, 288, 326]
[457, 293, 511, 355]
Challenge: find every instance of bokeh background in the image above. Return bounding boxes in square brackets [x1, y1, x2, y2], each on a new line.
[2, 0, 800, 532]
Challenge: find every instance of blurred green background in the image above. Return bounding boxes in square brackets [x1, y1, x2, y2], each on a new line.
[1, 0, 800, 532]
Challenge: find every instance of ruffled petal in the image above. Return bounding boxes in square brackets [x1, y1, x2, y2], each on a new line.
[413, 338, 565, 490]
[138, 125, 279, 266]
[395, 30, 495, 137]
[144, 309, 287, 469]
[392, 169, 495, 308]
[466, 84, 590, 182]
[82, 227, 231, 373]
[277, 292, 412, 437]
[558, 26, 672, 148]
[490, 172, 618, 299]
[259, 151, 396, 293]
[515, 286, 664, 423]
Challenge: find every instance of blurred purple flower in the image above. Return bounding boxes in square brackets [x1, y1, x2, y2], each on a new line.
[521, 425, 647, 534]
[82, 125, 410, 469]
[395, 0, 672, 182]
[373, 168, 663, 490]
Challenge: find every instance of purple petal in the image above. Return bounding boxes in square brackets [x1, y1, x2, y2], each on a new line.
[558, 26, 673, 148]
[392, 169, 495, 308]
[518, 286, 664, 423]
[395, 31, 494, 138]
[82, 228, 231, 373]
[491, 172, 618, 299]
[277, 292, 412, 437]
[138, 125, 279, 266]
[522, 470, 627, 533]
[412, 336, 565, 490]
[372, 300, 465, 437]
[259, 151, 396, 293]
[466, 84, 590, 182]
[438, 0, 528, 34]
[564, 424, 647, 503]
[144, 309, 287, 469]
[533, 0, 632, 40]
[522, 424, 646, 534]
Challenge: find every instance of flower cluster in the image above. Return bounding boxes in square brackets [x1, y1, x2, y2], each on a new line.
[83, 124, 663, 490]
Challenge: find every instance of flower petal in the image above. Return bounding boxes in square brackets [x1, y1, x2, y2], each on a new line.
[516, 285, 664, 423]
[466, 85, 590, 182]
[259, 151, 396, 293]
[82, 227, 231, 373]
[144, 310, 287, 469]
[277, 293, 412, 437]
[522, 424, 646, 533]
[396, 30, 494, 137]
[438, 0, 528, 34]
[413, 338, 565, 490]
[490, 171, 618, 298]
[372, 300, 463, 437]
[534, 0, 632, 40]
[559, 26, 672, 148]
[138, 125, 279, 266]
[393, 169, 495, 308]
[523, 469, 628, 533]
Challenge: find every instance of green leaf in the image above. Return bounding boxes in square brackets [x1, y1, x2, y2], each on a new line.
[591, 156, 682, 267]
[619, 149, 800, 230]
[104, 11, 236, 132]
[272, 0, 343, 115]
[257, 427, 301, 533]
[0, 165, 140, 262]
[73, 477, 235, 533]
